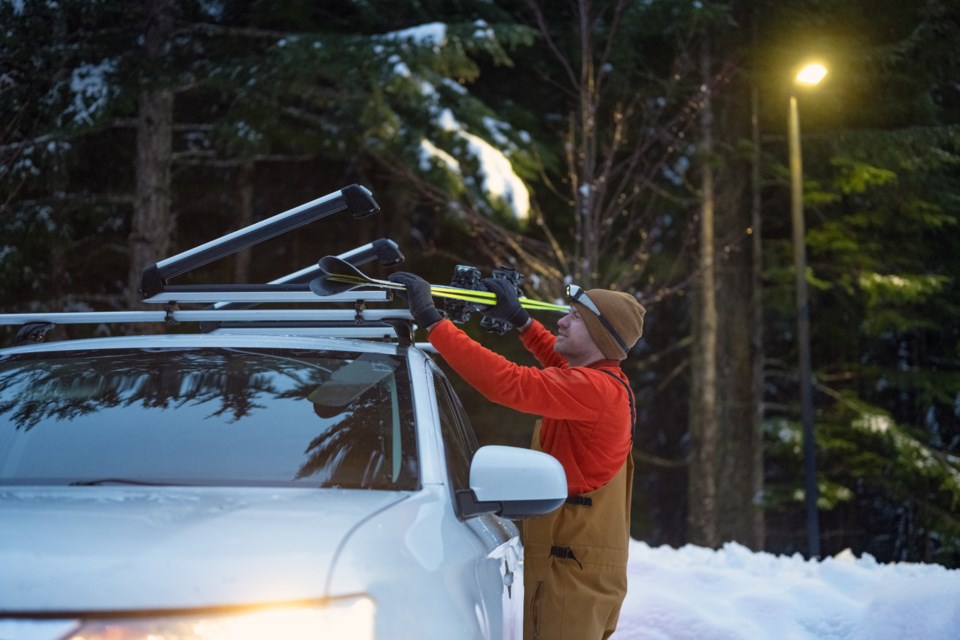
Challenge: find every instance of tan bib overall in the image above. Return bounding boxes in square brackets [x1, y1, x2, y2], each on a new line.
[522, 421, 634, 640]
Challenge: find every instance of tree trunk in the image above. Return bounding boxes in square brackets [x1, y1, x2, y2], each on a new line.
[575, 0, 599, 288]
[714, 86, 764, 549]
[749, 80, 767, 549]
[127, 0, 174, 308]
[688, 38, 719, 548]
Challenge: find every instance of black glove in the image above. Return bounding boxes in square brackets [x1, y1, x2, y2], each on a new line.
[481, 277, 530, 329]
[388, 272, 443, 328]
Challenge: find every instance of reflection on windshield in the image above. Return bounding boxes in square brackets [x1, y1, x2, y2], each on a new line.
[0, 348, 418, 490]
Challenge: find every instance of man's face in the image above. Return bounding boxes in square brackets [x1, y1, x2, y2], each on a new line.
[555, 306, 605, 366]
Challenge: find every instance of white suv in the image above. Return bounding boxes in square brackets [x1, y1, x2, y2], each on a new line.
[0, 185, 566, 640]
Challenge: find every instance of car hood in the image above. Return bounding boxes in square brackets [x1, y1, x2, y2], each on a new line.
[0, 486, 409, 613]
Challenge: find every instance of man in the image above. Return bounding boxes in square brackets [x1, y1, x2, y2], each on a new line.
[389, 271, 646, 640]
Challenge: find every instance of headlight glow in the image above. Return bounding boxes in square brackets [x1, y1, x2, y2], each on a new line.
[62, 596, 374, 640]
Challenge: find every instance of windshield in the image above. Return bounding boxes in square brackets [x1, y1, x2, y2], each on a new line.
[0, 347, 418, 490]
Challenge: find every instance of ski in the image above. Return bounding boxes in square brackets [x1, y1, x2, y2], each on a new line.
[309, 256, 568, 313]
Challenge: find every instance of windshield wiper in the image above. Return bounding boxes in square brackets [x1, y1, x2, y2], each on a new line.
[68, 478, 179, 487]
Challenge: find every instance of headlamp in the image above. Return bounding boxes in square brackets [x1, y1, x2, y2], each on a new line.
[565, 284, 627, 352]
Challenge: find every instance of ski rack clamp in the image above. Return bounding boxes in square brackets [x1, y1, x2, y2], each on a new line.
[139, 184, 379, 300]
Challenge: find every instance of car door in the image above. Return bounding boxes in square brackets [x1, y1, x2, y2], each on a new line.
[429, 363, 523, 640]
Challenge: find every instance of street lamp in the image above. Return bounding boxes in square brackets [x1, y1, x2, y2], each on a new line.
[789, 62, 826, 558]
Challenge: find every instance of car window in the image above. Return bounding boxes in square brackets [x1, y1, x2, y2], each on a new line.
[0, 347, 418, 490]
[431, 367, 479, 493]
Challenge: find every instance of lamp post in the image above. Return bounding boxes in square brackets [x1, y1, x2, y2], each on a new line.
[789, 62, 826, 558]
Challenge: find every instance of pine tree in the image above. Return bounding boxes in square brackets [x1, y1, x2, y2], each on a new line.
[0, 1, 541, 312]
[755, 0, 960, 564]
[1, 1, 137, 313]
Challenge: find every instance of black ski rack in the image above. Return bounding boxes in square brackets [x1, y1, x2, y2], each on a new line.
[0, 184, 419, 344]
[140, 184, 380, 300]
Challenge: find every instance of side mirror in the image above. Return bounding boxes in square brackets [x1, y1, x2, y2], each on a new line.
[456, 446, 566, 520]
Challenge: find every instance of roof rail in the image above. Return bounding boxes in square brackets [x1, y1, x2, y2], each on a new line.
[0, 308, 415, 347]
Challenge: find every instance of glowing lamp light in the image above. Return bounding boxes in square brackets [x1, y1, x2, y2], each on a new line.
[795, 63, 828, 86]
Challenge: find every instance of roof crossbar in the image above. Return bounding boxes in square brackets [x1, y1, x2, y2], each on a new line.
[139, 184, 379, 299]
[144, 289, 389, 304]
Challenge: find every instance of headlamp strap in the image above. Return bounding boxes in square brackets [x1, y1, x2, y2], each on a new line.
[570, 287, 628, 353]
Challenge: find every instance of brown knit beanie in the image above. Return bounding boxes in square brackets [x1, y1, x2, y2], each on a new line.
[572, 289, 646, 360]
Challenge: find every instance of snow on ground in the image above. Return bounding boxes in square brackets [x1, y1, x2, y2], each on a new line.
[612, 539, 960, 640]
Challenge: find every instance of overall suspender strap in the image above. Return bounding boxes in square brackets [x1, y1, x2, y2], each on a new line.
[561, 371, 634, 508]
[597, 369, 636, 440]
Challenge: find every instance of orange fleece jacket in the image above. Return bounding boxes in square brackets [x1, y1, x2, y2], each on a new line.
[428, 318, 633, 494]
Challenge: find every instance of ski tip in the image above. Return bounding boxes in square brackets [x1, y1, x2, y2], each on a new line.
[308, 275, 353, 297]
[317, 255, 356, 276]
[307, 276, 327, 296]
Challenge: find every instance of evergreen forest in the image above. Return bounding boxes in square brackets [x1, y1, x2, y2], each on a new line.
[2, 0, 959, 566]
